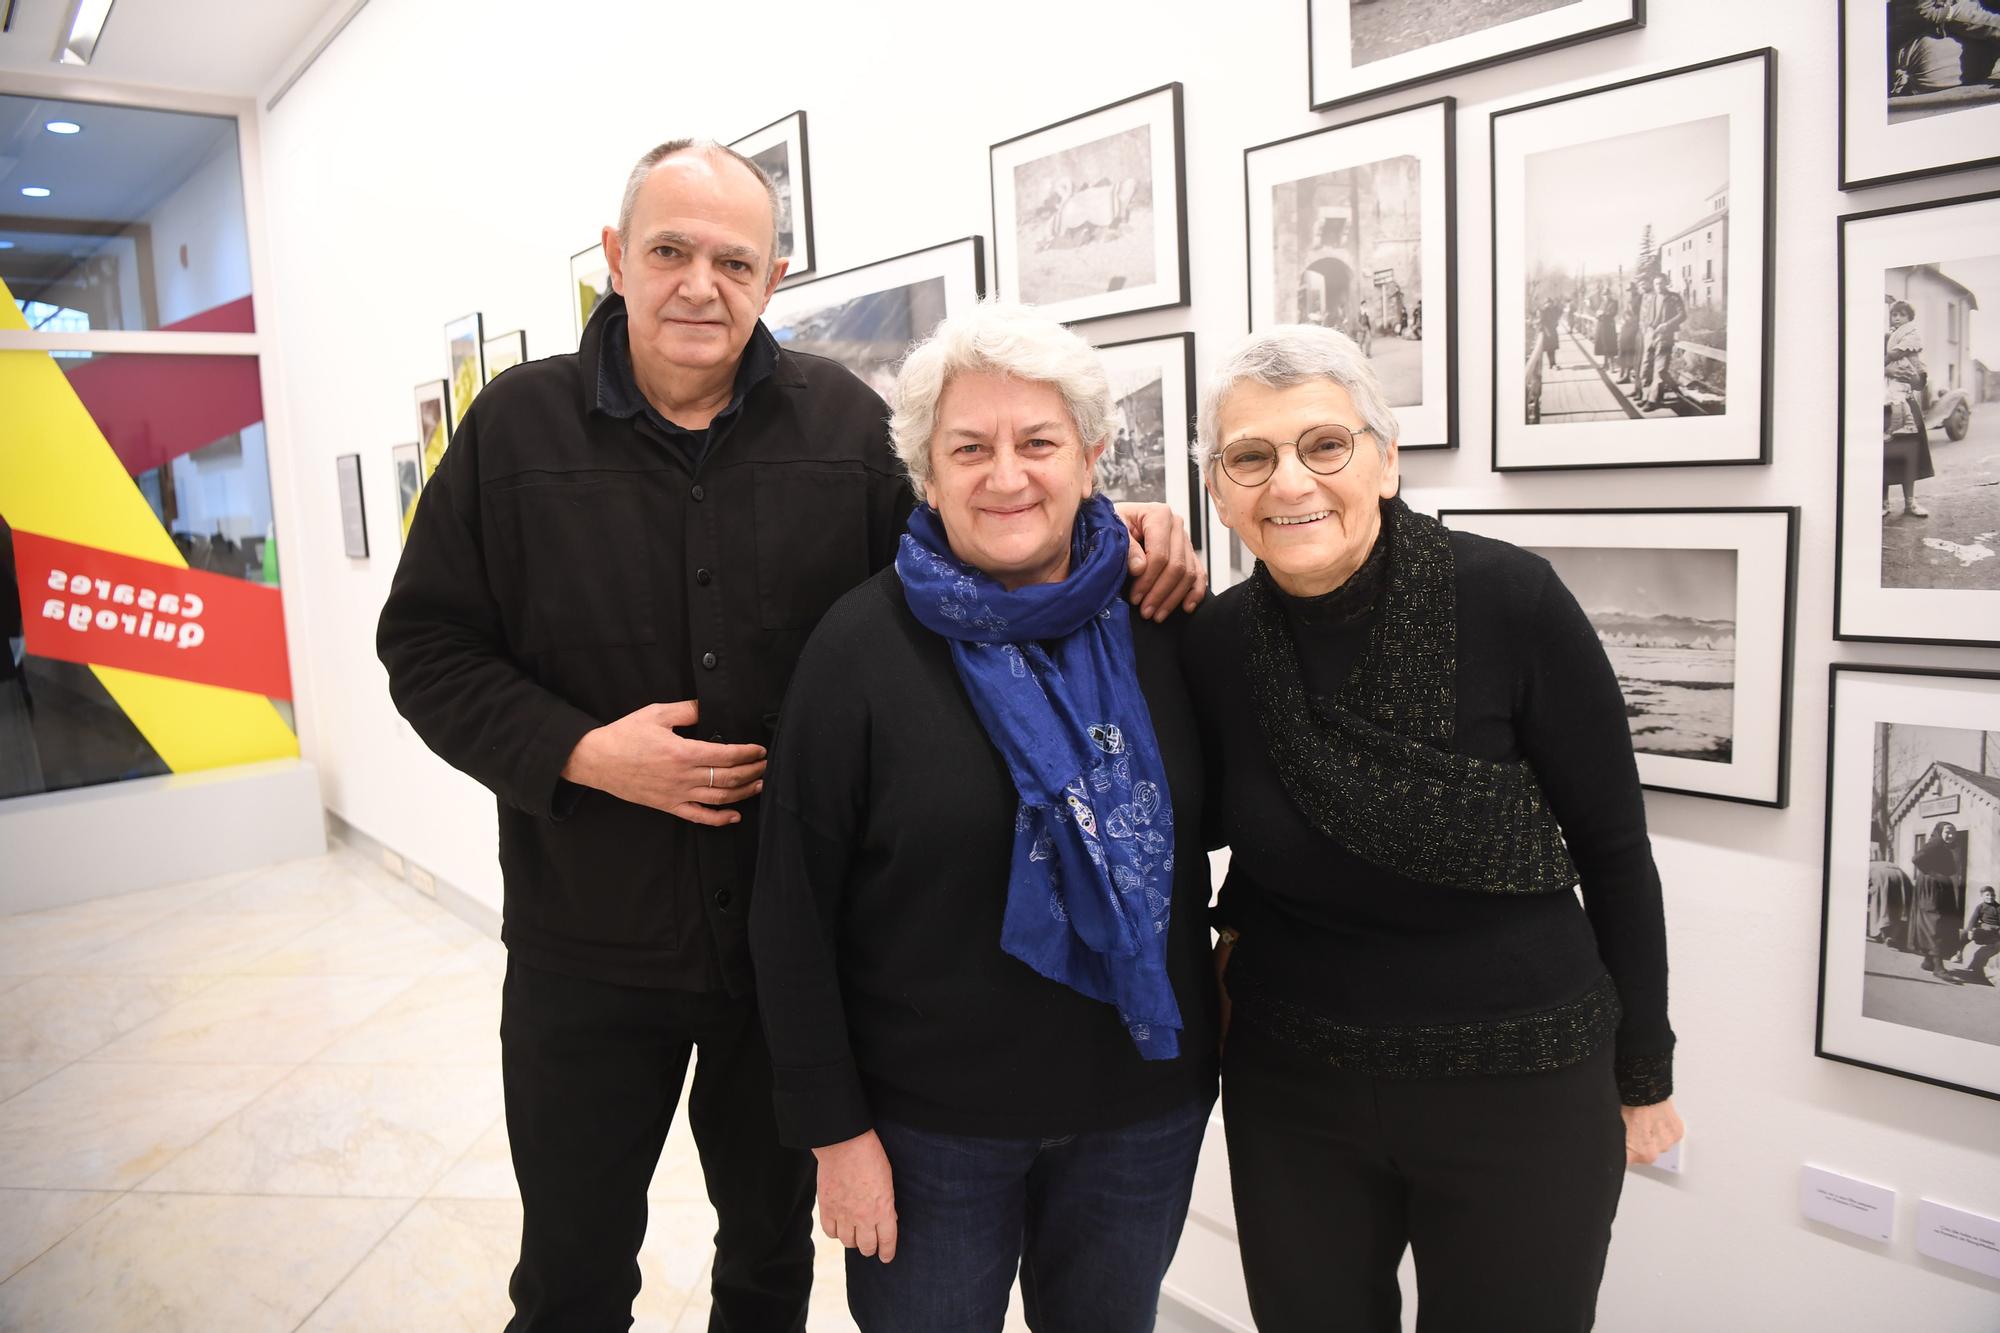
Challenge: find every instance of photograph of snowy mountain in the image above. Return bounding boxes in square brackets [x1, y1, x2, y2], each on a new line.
[1529, 544, 1739, 763]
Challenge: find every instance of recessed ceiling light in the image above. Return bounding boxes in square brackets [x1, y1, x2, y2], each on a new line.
[0, 241, 15, 251]
[46, 121, 82, 135]
[20, 187, 51, 198]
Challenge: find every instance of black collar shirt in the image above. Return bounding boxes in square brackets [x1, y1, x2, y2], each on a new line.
[378, 293, 912, 993]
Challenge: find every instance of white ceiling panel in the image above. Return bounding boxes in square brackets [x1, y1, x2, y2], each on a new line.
[0, 0, 341, 97]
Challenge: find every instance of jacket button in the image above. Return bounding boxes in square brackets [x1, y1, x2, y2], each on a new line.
[714, 888, 733, 909]
[701, 652, 718, 670]
[695, 567, 712, 586]
[691, 484, 705, 501]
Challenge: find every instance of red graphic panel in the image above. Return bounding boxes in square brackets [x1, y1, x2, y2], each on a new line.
[13, 530, 292, 700]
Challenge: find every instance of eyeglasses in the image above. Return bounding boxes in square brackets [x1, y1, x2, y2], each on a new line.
[1216, 424, 1373, 486]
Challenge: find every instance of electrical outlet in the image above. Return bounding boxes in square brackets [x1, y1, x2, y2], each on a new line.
[380, 848, 405, 877]
[408, 864, 437, 897]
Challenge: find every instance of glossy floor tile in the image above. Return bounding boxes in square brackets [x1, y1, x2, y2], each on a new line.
[0, 848, 1053, 1332]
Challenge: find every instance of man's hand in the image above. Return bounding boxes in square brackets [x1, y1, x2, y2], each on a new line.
[1115, 502, 1207, 621]
[1621, 1097, 1685, 1166]
[561, 700, 766, 826]
[814, 1129, 898, 1263]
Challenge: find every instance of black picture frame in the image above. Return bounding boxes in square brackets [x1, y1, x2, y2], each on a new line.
[1815, 663, 2000, 1103]
[570, 242, 611, 348]
[1833, 186, 2000, 648]
[1838, 0, 2000, 191]
[444, 311, 485, 434]
[761, 236, 987, 400]
[482, 329, 527, 384]
[1439, 505, 1798, 808]
[731, 109, 818, 282]
[415, 379, 450, 482]
[989, 82, 1189, 326]
[336, 453, 368, 560]
[1244, 95, 1458, 451]
[1488, 48, 1776, 473]
[1307, 0, 1644, 113]
[1091, 330, 1202, 551]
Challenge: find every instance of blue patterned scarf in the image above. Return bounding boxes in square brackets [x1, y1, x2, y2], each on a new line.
[896, 495, 1182, 1059]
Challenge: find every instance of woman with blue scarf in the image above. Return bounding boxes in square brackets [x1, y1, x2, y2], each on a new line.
[749, 303, 1218, 1332]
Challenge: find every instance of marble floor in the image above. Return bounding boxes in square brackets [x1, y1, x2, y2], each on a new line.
[0, 845, 1043, 1332]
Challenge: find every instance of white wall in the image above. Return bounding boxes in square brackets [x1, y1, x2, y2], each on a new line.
[256, 2, 2000, 1327]
[143, 134, 253, 327]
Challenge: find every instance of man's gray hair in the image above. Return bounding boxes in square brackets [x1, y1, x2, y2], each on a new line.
[890, 301, 1111, 497]
[616, 138, 781, 273]
[1194, 324, 1400, 472]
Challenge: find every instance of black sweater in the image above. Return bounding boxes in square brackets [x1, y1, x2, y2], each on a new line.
[1182, 530, 1674, 1105]
[750, 567, 1220, 1149]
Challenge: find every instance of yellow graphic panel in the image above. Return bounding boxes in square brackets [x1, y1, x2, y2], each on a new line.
[0, 280, 298, 772]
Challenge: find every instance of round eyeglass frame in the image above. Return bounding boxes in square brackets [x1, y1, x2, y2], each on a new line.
[1215, 424, 1375, 487]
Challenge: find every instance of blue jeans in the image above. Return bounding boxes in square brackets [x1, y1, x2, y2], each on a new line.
[845, 1096, 1212, 1333]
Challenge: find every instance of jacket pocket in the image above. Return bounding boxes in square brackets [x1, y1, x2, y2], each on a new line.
[751, 465, 871, 630]
[489, 479, 660, 653]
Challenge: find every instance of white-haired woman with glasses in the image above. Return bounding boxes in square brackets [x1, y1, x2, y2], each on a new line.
[1182, 324, 1683, 1332]
[749, 302, 1218, 1331]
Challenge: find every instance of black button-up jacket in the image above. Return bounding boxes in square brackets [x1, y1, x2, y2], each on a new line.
[377, 294, 910, 992]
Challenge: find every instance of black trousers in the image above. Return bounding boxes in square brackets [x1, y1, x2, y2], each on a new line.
[1221, 1023, 1626, 1333]
[500, 957, 815, 1332]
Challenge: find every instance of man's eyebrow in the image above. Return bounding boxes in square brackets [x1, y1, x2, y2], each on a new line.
[641, 231, 761, 263]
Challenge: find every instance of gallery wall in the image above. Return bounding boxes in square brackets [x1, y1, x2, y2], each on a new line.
[254, 0, 2000, 1327]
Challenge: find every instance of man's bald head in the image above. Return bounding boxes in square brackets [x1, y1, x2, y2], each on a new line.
[617, 139, 781, 276]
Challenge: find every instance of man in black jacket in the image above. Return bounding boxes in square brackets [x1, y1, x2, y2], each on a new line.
[377, 140, 1202, 1332]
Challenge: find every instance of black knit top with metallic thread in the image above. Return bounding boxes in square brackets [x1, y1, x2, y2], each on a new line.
[1183, 500, 1675, 1105]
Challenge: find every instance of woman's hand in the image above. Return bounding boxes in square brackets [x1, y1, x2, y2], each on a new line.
[1621, 1097, 1684, 1166]
[812, 1129, 898, 1263]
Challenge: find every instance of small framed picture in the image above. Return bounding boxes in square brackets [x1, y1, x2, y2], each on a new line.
[1817, 664, 2000, 1103]
[1490, 48, 1774, 471]
[990, 83, 1188, 325]
[763, 236, 986, 400]
[1835, 188, 2000, 648]
[415, 379, 450, 481]
[391, 442, 422, 546]
[1440, 506, 1797, 807]
[444, 312, 485, 433]
[1309, 0, 1644, 113]
[1246, 96, 1456, 451]
[336, 453, 368, 560]
[1092, 332, 1201, 550]
[1840, 0, 2000, 190]
[570, 242, 612, 347]
[482, 329, 526, 383]
[731, 110, 816, 281]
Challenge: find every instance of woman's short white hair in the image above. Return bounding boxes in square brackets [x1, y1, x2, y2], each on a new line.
[1195, 324, 1400, 472]
[890, 300, 1110, 495]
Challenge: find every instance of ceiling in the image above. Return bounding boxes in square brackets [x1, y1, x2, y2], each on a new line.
[0, 0, 342, 98]
[0, 91, 237, 223]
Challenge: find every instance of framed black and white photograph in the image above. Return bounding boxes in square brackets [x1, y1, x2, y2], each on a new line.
[444, 311, 485, 434]
[1836, 189, 2000, 648]
[415, 379, 450, 482]
[570, 242, 612, 347]
[1441, 507, 1797, 806]
[731, 110, 816, 281]
[1818, 664, 2000, 1102]
[1092, 332, 1200, 549]
[1491, 49, 1774, 471]
[1246, 97, 1456, 450]
[990, 83, 1188, 325]
[762, 236, 985, 400]
[1840, 0, 2000, 190]
[336, 453, 368, 560]
[391, 442, 421, 546]
[1308, 0, 1643, 112]
[482, 329, 526, 383]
